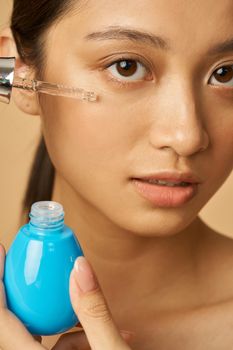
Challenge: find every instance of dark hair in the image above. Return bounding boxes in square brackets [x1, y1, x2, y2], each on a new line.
[10, 0, 77, 224]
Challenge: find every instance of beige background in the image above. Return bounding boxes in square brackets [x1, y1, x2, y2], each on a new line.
[0, 0, 232, 348]
[0, 0, 232, 247]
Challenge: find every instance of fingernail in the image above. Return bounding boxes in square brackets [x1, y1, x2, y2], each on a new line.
[74, 257, 98, 293]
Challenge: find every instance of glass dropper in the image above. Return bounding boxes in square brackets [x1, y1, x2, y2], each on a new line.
[0, 57, 98, 104]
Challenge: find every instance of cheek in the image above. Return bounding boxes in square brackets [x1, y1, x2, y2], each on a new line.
[39, 97, 138, 194]
[39, 98, 146, 229]
[198, 95, 233, 194]
[200, 121, 233, 203]
[213, 130, 233, 184]
[210, 112, 233, 175]
[40, 94, 145, 169]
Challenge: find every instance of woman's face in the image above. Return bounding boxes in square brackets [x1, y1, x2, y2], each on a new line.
[38, 0, 233, 236]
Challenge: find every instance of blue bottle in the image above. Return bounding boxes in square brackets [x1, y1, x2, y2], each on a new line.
[3, 201, 84, 335]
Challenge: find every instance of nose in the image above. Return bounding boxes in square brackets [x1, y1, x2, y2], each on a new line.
[148, 80, 209, 157]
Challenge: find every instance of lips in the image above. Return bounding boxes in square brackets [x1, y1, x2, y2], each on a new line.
[132, 170, 202, 185]
[130, 170, 201, 207]
[132, 179, 199, 207]
[138, 179, 190, 187]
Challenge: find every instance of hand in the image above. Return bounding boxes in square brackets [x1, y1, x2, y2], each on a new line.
[0, 243, 45, 350]
[52, 256, 135, 350]
[0, 244, 134, 350]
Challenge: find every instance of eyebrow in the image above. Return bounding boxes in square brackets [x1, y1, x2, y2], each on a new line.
[207, 38, 233, 55]
[85, 26, 233, 57]
[84, 25, 171, 50]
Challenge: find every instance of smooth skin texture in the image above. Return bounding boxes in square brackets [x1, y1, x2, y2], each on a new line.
[1, 0, 233, 348]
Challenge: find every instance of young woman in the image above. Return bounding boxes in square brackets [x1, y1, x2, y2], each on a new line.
[0, 0, 233, 349]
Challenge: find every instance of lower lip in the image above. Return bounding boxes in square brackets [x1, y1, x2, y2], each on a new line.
[132, 179, 198, 207]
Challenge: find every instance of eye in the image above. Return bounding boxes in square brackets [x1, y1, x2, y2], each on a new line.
[105, 58, 151, 82]
[209, 65, 233, 87]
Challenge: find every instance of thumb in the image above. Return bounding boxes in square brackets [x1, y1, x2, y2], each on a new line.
[69, 256, 132, 350]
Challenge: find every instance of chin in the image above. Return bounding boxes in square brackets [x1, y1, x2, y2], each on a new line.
[111, 204, 201, 238]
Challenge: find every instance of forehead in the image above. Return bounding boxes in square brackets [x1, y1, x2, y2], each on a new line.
[47, 0, 233, 59]
[71, 0, 233, 33]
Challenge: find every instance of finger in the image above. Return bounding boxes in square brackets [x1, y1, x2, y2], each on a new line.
[0, 246, 46, 350]
[69, 257, 132, 350]
[0, 310, 47, 350]
[51, 330, 133, 350]
[119, 330, 135, 343]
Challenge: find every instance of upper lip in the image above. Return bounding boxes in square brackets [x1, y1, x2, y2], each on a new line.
[133, 170, 202, 184]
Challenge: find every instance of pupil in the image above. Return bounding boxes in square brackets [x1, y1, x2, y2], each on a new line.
[214, 66, 233, 83]
[117, 60, 137, 77]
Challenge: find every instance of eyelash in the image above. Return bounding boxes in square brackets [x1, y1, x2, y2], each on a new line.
[103, 57, 233, 90]
[103, 56, 153, 87]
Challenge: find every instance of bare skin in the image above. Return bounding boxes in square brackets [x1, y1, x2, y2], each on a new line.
[1, 0, 233, 348]
[48, 173, 233, 349]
